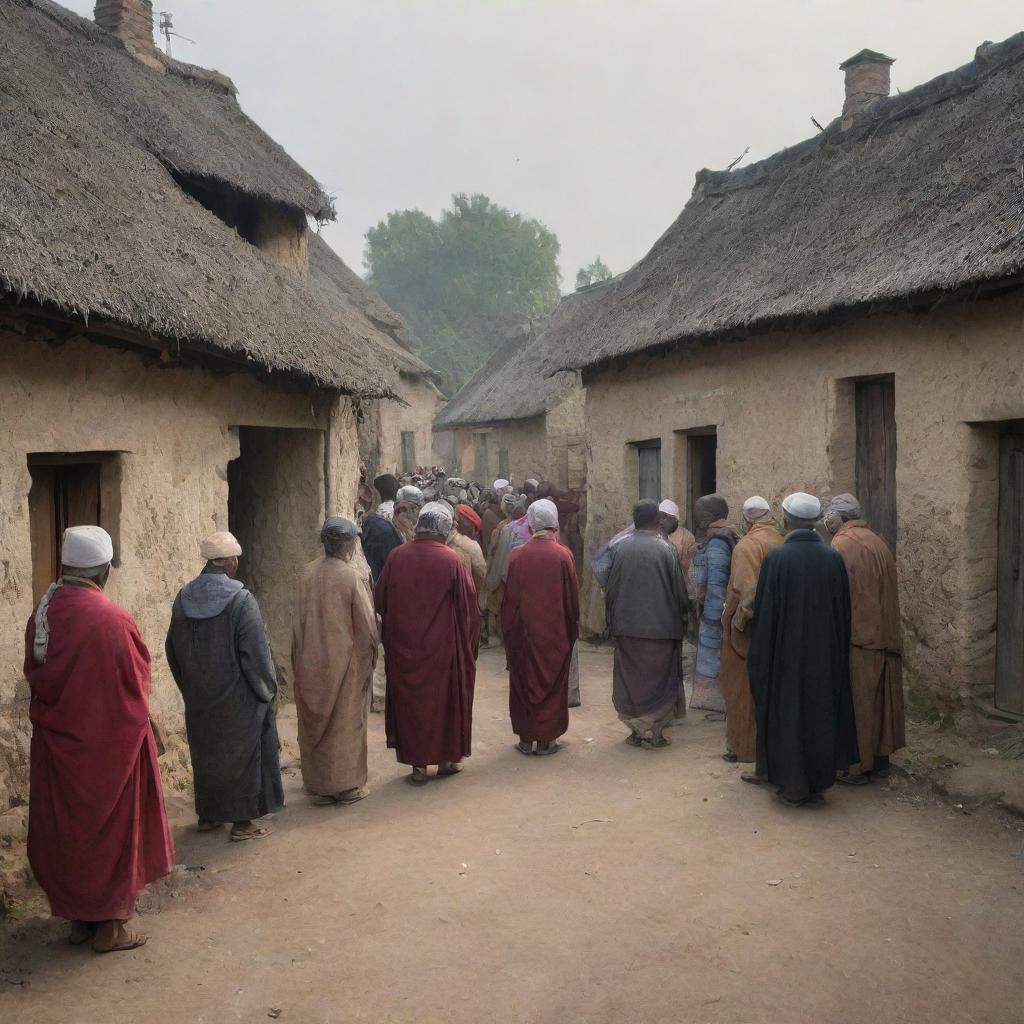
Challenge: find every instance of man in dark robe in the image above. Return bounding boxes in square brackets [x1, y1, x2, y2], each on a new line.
[746, 492, 859, 806]
[25, 526, 174, 953]
[502, 499, 580, 755]
[362, 473, 404, 584]
[605, 500, 689, 749]
[374, 502, 479, 786]
[166, 531, 283, 840]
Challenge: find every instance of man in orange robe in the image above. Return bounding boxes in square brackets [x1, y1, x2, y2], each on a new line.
[502, 499, 580, 755]
[825, 494, 906, 783]
[719, 497, 784, 763]
[25, 526, 174, 953]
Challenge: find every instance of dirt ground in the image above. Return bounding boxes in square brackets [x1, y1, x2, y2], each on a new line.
[3, 646, 1024, 1024]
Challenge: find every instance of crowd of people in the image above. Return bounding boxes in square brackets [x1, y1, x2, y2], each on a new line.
[21, 472, 904, 953]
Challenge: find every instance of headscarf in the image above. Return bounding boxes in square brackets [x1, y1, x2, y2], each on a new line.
[782, 492, 822, 520]
[416, 501, 454, 537]
[456, 504, 482, 531]
[500, 493, 518, 515]
[827, 493, 863, 519]
[321, 516, 359, 556]
[200, 531, 242, 560]
[527, 498, 559, 533]
[741, 495, 772, 523]
[396, 484, 424, 508]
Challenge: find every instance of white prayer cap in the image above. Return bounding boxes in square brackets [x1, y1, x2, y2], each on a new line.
[657, 499, 680, 518]
[527, 498, 560, 532]
[492, 478, 510, 493]
[741, 495, 772, 522]
[396, 484, 424, 507]
[781, 492, 822, 520]
[525, 478, 540, 488]
[200, 531, 242, 560]
[416, 501, 454, 537]
[62, 525, 114, 568]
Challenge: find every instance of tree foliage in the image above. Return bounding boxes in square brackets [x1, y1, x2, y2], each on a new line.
[574, 257, 612, 291]
[364, 194, 561, 394]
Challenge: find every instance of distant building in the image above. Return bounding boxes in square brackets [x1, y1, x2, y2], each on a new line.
[0, 0, 436, 809]
[565, 35, 1024, 714]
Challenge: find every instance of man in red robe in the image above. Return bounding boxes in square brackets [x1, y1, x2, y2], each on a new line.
[502, 499, 579, 755]
[374, 502, 480, 786]
[24, 526, 174, 953]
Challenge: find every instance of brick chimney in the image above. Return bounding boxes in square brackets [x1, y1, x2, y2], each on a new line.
[839, 49, 895, 129]
[94, 0, 162, 69]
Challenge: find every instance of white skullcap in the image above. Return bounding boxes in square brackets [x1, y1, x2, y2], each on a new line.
[657, 499, 680, 518]
[525, 478, 540, 488]
[527, 498, 560, 532]
[416, 501, 454, 537]
[62, 525, 114, 568]
[742, 495, 772, 522]
[396, 485, 424, 507]
[493, 478, 510, 493]
[782, 492, 822, 520]
[200, 531, 242, 560]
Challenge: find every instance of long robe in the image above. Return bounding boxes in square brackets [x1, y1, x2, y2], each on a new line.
[166, 569, 283, 823]
[291, 556, 378, 795]
[832, 521, 906, 772]
[719, 522, 785, 761]
[747, 530, 859, 799]
[361, 512, 404, 584]
[502, 534, 580, 742]
[25, 585, 174, 921]
[605, 531, 689, 733]
[374, 538, 479, 766]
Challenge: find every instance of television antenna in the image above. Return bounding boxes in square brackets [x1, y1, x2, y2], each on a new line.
[157, 12, 195, 58]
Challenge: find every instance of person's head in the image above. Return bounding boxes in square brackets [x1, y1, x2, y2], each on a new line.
[633, 499, 660, 531]
[657, 498, 680, 536]
[823, 493, 863, 535]
[492, 478, 511, 499]
[741, 495, 773, 531]
[416, 501, 455, 539]
[693, 494, 729, 534]
[374, 473, 399, 503]
[200, 530, 242, 578]
[395, 484, 424, 519]
[523, 478, 539, 499]
[500, 492, 518, 518]
[455, 503, 482, 540]
[512, 494, 529, 518]
[781, 492, 822, 533]
[527, 498, 560, 534]
[60, 525, 114, 589]
[320, 516, 359, 560]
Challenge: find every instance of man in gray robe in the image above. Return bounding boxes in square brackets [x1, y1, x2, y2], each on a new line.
[605, 501, 690, 749]
[166, 531, 283, 841]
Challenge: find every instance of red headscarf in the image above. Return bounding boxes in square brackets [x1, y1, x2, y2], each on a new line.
[456, 504, 482, 541]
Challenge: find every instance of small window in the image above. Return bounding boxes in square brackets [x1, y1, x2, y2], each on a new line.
[498, 448, 510, 481]
[27, 453, 123, 602]
[632, 440, 661, 502]
[400, 431, 417, 475]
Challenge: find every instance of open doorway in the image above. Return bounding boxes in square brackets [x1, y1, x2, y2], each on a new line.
[683, 428, 717, 531]
[855, 375, 897, 549]
[996, 422, 1024, 717]
[228, 426, 325, 695]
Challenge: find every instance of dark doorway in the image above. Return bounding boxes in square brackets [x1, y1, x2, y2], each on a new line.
[473, 433, 489, 481]
[634, 440, 661, 502]
[400, 431, 416, 474]
[686, 429, 718, 530]
[855, 376, 897, 548]
[996, 423, 1024, 717]
[228, 426, 325, 695]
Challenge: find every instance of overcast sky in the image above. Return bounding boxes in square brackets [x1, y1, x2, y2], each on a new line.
[64, 0, 1021, 288]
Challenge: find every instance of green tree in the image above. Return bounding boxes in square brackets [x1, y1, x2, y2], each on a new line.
[364, 194, 561, 394]
[574, 257, 612, 291]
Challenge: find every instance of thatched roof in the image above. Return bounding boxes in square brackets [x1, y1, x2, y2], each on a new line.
[564, 32, 1024, 374]
[0, 0, 397, 396]
[307, 234, 440, 386]
[435, 283, 608, 428]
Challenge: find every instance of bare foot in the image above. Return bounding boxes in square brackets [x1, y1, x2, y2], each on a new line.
[92, 920, 147, 954]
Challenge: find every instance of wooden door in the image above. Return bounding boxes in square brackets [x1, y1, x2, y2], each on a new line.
[855, 377, 897, 548]
[996, 430, 1024, 715]
[637, 444, 661, 502]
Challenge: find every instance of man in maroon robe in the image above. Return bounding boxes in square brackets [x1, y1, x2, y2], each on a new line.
[374, 502, 479, 786]
[502, 499, 580, 755]
[24, 526, 174, 953]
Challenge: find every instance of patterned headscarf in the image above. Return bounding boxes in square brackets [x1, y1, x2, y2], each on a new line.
[416, 501, 454, 537]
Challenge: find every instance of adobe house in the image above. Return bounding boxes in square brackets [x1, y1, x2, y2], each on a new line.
[566, 34, 1024, 717]
[0, 0, 431, 810]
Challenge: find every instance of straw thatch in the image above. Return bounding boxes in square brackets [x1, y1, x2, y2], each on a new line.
[435, 282, 610, 428]
[563, 32, 1024, 374]
[0, 0, 398, 396]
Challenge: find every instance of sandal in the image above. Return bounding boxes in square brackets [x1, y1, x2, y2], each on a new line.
[641, 736, 671, 750]
[229, 823, 274, 842]
[310, 794, 338, 806]
[741, 771, 768, 785]
[836, 771, 871, 786]
[704, 712, 726, 722]
[534, 741, 561, 757]
[337, 787, 369, 805]
[515, 741, 534, 755]
[437, 762, 464, 777]
[69, 922, 95, 946]
[624, 734, 643, 747]
[407, 767, 429, 786]
[92, 924, 147, 954]
[721, 751, 739, 763]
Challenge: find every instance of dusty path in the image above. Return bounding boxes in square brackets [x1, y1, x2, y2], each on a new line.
[3, 647, 1023, 1024]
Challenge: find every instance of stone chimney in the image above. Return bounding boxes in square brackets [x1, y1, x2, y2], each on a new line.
[839, 49, 895, 129]
[94, 0, 162, 69]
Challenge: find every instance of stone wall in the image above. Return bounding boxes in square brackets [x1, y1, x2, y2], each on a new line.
[581, 291, 1024, 711]
[0, 329, 363, 811]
